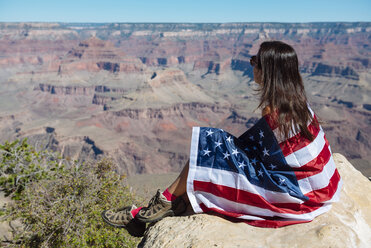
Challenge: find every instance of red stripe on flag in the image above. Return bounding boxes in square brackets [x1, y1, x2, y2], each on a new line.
[199, 203, 312, 228]
[305, 169, 341, 204]
[324, 134, 330, 147]
[194, 180, 323, 215]
[199, 203, 245, 218]
[279, 116, 321, 157]
[294, 144, 332, 180]
[244, 218, 311, 228]
[264, 113, 278, 130]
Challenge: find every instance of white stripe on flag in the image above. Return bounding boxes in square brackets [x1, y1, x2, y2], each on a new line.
[187, 127, 202, 213]
[324, 178, 342, 203]
[192, 166, 304, 204]
[194, 193, 265, 220]
[284, 128, 326, 168]
[298, 155, 336, 194]
[196, 190, 333, 220]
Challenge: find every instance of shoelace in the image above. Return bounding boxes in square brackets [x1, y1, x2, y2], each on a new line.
[146, 190, 161, 209]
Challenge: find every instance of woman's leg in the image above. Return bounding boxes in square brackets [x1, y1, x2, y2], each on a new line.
[102, 160, 190, 231]
[167, 160, 189, 196]
[102, 161, 190, 233]
[135, 161, 189, 222]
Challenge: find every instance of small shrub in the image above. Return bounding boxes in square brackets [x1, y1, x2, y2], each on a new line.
[0, 138, 63, 199]
[1, 140, 141, 247]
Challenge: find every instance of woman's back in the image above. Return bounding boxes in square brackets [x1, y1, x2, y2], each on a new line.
[186, 41, 342, 228]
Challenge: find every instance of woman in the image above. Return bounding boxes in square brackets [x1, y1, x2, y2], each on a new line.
[102, 41, 342, 236]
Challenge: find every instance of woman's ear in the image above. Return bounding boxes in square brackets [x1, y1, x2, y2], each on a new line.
[262, 106, 271, 116]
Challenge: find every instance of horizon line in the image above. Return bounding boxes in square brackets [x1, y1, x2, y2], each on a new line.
[1, 21, 370, 24]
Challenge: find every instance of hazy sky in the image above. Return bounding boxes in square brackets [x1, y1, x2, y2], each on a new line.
[0, 0, 370, 23]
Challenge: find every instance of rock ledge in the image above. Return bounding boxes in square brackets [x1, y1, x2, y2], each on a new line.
[139, 153, 371, 248]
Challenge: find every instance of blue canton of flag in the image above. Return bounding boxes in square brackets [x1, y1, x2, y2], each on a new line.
[196, 117, 308, 201]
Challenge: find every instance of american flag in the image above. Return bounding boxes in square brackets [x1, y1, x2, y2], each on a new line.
[186, 107, 342, 228]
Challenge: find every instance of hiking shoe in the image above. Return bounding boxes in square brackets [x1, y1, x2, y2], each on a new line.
[101, 205, 146, 237]
[136, 190, 187, 223]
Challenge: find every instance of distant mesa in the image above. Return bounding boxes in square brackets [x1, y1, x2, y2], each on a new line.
[66, 36, 121, 60]
[308, 62, 360, 80]
[148, 69, 188, 88]
[331, 97, 354, 108]
[59, 36, 144, 74]
[230, 46, 254, 77]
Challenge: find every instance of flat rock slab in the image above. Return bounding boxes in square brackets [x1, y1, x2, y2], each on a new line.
[139, 153, 371, 248]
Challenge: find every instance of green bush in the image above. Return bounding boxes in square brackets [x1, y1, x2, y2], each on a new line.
[0, 138, 63, 199]
[0, 140, 141, 247]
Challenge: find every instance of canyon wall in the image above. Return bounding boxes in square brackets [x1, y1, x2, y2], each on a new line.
[0, 22, 370, 175]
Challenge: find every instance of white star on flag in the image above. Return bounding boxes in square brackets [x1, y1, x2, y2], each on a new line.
[203, 149, 211, 156]
[206, 129, 214, 136]
[232, 148, 239, 156]
[251, 158, 257, 165]
[223, 152, 230, 159]
[263, 147, 270, 156]
[215, 141, 222, 148]
[238, 161, 246, 168]
[279, 178, 286, 185]
[249, 135, 254, 141]
[259, 130, 264, 138]
[259, 141, 263, 146]
[226, 136, 233, 143]
[269, 164, 276, 170]
[258, 169, 263, 177]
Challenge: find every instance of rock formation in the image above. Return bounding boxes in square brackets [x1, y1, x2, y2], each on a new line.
[0, 22, 370, 176]
[59, 37, 145, 74]
[138, 153, 371, 248]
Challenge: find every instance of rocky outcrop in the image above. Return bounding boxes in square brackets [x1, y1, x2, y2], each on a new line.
[139, 153, 371, 248]
[305, 62, 360, 80]
[22, 129, 104, 162]
[35, 83, 95, 96]
[105, 102, 227, 120]
[92, 94, 121, 106]
[35, 83, 130, 107]
[59, 37, 145, 74]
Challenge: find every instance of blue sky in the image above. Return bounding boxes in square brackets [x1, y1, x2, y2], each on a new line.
[0, 0, 370, 23]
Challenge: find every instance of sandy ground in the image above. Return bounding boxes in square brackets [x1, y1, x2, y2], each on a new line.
[125, 173, 179, 204]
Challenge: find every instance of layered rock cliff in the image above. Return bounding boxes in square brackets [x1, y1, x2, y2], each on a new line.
[138, 153, 371, 248]
[0, 22, 370, 176]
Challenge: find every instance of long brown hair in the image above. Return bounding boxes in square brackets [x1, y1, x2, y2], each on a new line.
[256, 41, 313, 141]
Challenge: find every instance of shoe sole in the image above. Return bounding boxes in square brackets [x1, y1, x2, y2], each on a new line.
[101, 210, 146, 237]
[136, 209, 175, 223]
